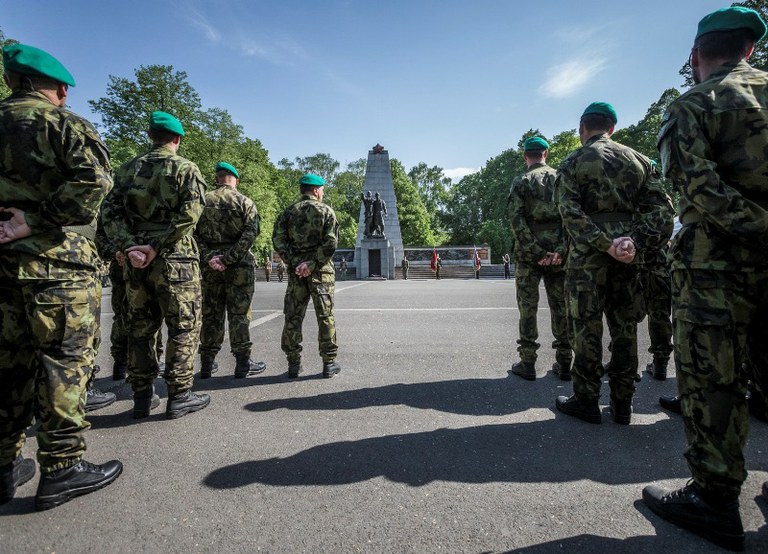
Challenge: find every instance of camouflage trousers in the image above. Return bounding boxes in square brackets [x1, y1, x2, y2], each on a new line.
[124, 259, 201, 396]
[514, 262, 571, 366]
[0, 254, 98, 472]
[200, 264, 255, 360]
[638, 262, 673, 363]
[106, 260, 163, 366]
[281, 271, 337, 363]
[566, 263, 644, 403]
[673, 268, 768, 500]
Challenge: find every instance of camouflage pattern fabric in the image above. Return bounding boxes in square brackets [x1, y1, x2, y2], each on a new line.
[273, 194, 339, 363]
[123, 260, 201, 395]
[514, 263, 571, 367]
[638, 259, 673, 363]
[508, 162, 570, 365]
[102, 145, 205, 395]
[659, 60, 768, 498]
[196, 184, 260, 359]
[0, 90, 110, 472]
[557, 133, 670, 403]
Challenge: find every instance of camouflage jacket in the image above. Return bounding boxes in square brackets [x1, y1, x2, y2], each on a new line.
[658, 60, 768, 271]
[272, 194, 339, 274]
[556, 133, 672, 269]
[195, 184, 260, 267]
[507, 162, 566, 264]
[102, 145, 205, 261]
[0, 90, 112, 272]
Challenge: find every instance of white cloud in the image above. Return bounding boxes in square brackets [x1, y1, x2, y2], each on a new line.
[187, 8, 220, 43]
[539, 57, 607, 98]
[444, 167, 479, 181]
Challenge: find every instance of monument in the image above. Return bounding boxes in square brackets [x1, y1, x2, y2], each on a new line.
[355, 144, 404, 279]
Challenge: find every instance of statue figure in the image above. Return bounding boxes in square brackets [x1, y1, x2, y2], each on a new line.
[362, 191, 374, 238]
[372, 192, 387, 237]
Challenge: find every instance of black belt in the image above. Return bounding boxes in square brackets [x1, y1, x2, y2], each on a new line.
[588, 212, 633, 223]
[528, 221, 561, 232]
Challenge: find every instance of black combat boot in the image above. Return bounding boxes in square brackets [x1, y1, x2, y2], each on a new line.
[510, 361, 536, 381]
[609, 399, 632, 425]
[642, 481, 744, 551]
[85, 384, 116, 412]
[646, 358, 668, 381]
[659, 395, 682, 414]
[112, 361, 127, 381]
[322, 360, 341, 378]
[234, 355, 267, 378]
[288, 361, 303, 379]
[200, 358, 219, 379]
[166, 390, 210, 419]
[0, 455, 36, 505]
[552, 361, 572, 381]
[35, 459, 123, 511]
[555, 395, 601, 424]
[133, 386, 160, 419]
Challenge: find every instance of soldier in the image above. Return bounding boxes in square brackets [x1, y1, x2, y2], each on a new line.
[277, 258, 286, 282]
[642, 7, 768, 551]
[0, 44, 122, 510]
[102, 111, 210, 420]
[502, 253, 511, 280]
[195, 162, 266, 379]
[263, 255, 272, 282]
[273, 174, 341, 379]
[435, 254, 442, 280]
[638, 228, 674, 380]
[507, 136, 572, 382]
[339, 256, 348, 281]
[554, 102, 670, 425]
[402, 254, 409, 280]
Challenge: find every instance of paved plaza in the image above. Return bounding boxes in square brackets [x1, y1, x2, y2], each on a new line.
[1, 278, 767, 553]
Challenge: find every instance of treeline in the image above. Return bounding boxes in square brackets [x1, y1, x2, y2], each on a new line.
[3, 0, 766, 262]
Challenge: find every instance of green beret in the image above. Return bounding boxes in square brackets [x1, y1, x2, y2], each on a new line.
[582, 101, 618, 124]
[523, 136, 550, 151]
[696, 6, 767, 42]
[299, 173, 325, 187]
[149, 111, 185, 137]
[215, 161, 239, 179]
[2, 43, 76, 87]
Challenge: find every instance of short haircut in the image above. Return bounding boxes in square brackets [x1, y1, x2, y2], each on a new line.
[524, 149, 545, 159]
[300, 185, 319, 195]
[5, 71, 60, 92]
[695, 28, 753, 62]
[580, 113, 614, 133]
[147, 128, 178, 145]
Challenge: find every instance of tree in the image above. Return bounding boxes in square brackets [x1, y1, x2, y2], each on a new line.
[0, 28, 15, 99]
[391, 159, 438, 246]
[89, 65, 204, 166]
[407, 162, 452, 240]
[679, 0, 768, 87]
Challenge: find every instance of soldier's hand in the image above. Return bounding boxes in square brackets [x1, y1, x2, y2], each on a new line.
[127, 250, 147, 268]
[126, 244, 157, 269]
[115, 251, 126, 266]
[0, 207, 32, 244]
[551, 253, 563, 266]
[295, 261, 311, 278]
[607, 237, 635, 264]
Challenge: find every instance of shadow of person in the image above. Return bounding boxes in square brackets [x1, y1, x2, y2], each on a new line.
[505, 533, 673, 553]
[244, 376, 563, 417]
[204, 416, 687, 490]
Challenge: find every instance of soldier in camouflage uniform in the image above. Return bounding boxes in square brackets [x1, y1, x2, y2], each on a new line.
[102, 111, 210, 420]
[273, 174, 341, 379]
[507, 136, 571, 382]
[195, 162, 266, 379]
[554, 102, 671, 426]
[642, 8, 768, 551]
[0, 44, 122, 510]
[638, 240, 674, 381]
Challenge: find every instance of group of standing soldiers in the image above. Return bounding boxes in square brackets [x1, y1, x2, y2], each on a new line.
[506, 6, 768, 551]
[0, 44, 340, 511]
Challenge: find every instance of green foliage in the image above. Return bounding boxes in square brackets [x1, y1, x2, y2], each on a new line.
[391, 159, 438, 246]
[407, 162, 452, 239]
[0, 28, 17, 99]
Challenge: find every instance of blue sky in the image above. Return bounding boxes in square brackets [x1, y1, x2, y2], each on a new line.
[4, 0, 725, 179]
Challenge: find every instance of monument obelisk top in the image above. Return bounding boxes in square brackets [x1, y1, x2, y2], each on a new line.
[355, 144, 404, 279]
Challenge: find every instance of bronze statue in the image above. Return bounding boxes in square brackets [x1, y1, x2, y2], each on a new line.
[362, 191, 374, 238]
[372, 192, 387, 237]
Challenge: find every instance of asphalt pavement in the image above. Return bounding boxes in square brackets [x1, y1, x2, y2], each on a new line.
[1, 278, 767, 553]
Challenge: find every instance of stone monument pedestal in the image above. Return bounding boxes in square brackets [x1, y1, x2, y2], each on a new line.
[356, 237, 395, 280]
